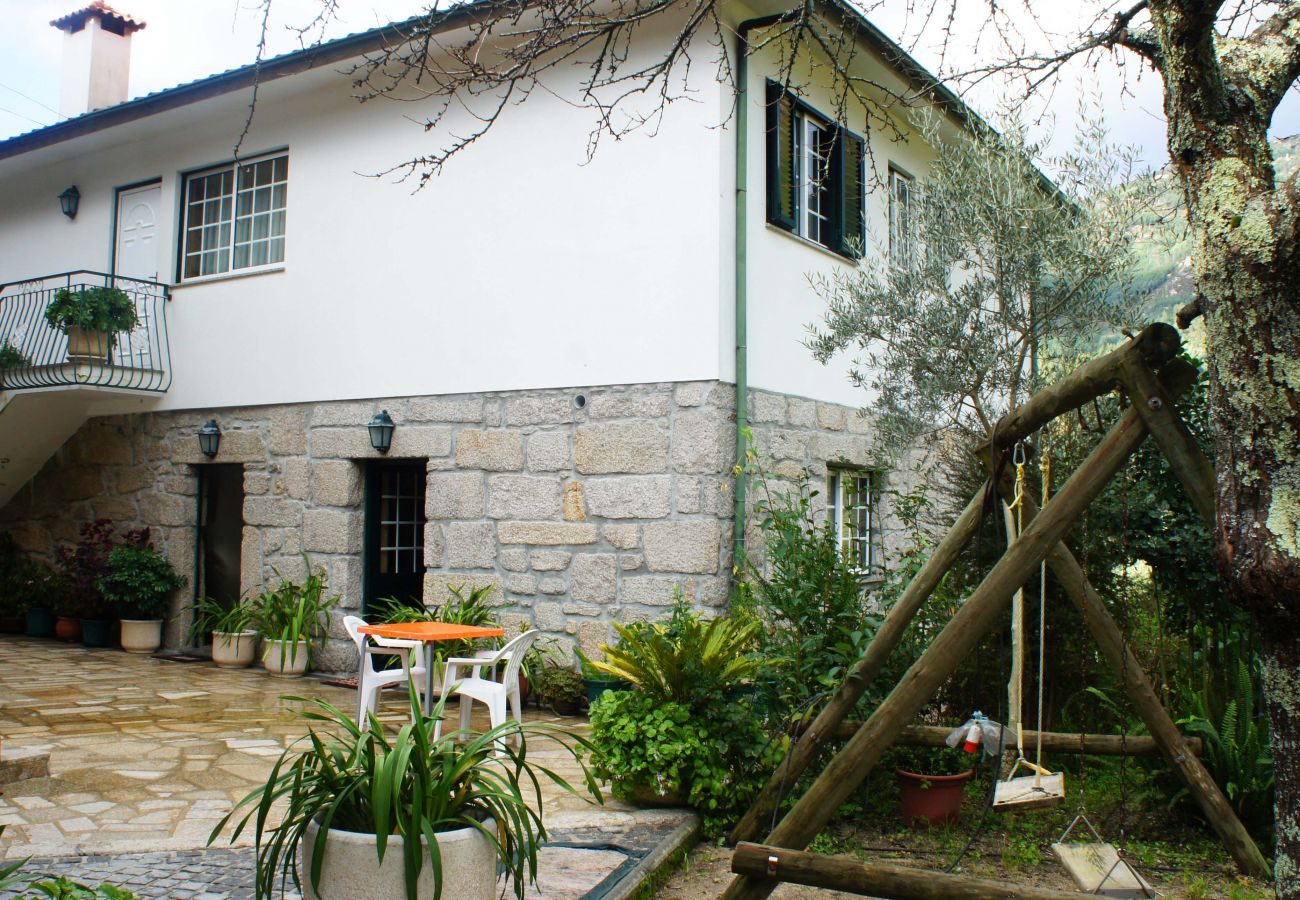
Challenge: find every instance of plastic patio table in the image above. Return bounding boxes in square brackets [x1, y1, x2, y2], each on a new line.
[356, 621, 506, 716]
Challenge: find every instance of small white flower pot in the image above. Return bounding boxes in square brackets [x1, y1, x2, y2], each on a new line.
[300, 817, 497, 900]
[263, 638, 309, 677]
[119, 618, 163, 654]
[212, 631, 258, 668]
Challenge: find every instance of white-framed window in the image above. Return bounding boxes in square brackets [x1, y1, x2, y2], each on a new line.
[182, 153, 288, 280]
[830, 468, 880, 574]
[796, 111, 836, 246]
[888, 165, 913, 267]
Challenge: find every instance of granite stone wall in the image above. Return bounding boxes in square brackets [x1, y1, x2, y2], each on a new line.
[1, 381, 894, 672]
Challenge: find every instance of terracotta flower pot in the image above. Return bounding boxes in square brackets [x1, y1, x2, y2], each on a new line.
[65, 326, 114, 364]
[54, 616, 82, 642]
[896, 768, 972, 828]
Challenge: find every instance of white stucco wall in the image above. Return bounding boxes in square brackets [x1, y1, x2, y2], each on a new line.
[0, 14, 726, 416]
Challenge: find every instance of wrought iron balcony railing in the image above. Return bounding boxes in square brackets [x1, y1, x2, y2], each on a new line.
[0, 271, 171, 393]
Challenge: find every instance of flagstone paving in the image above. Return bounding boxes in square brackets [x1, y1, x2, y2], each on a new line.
[0, 636, 695, 898]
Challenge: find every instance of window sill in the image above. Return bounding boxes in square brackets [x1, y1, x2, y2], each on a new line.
[765, 223, 861, 265]
[171, 266, 286, 289]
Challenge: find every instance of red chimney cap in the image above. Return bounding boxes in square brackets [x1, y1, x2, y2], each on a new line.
[51, 2, 146, 36]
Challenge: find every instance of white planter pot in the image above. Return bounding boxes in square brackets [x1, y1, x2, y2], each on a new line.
[212, 631, 258, 668]
[119, 619, 163, 654]
[300, 817, 497, 900]
[263, 638, 309, 677]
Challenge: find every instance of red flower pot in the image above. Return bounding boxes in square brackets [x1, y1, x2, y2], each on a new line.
[896, 768, 972, 827]
[54, 616, 83, 642]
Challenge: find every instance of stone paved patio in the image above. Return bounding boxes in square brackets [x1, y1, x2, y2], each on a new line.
[0, 636, 694, 897]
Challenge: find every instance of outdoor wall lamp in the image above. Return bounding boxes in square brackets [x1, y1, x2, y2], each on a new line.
[58, 185, 80, 220]
[197, 419, 221, 459]
[368, 410, 395, 454]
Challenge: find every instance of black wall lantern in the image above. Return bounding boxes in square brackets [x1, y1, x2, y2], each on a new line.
[197, 419, 221, 459]
[368, 410, 395, 453]
[58, 185, 80, 220]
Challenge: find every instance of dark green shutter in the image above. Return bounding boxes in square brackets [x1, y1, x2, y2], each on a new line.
[835, 126, 866, 257]
[765, 80, 796, 232]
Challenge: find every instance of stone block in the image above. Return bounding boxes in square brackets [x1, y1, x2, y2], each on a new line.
[243, 496, 301, 528]
[423, 573, 502, 605]
[621, 575, 692, 606]
[426, 472, 485, 519]
[241, 527, 263, 598]
[507, 574, 537, 595]
[269, 407, 308, 455]
[282, 458, 310, 500]
[408, 396, 485, 423]
[312, 460, 362, 507]
[139, 492, 197, 527]
[8, 521, 51, 555]
[303, 509, 362, 554]
[163, 475, 197, 496]
[620, 553, 644, 571]
[585, 477, 671, 519]
[847, 409, 874, 435]
[91, 496, 137, 521]
[571, 554, 617, 603]
[587, 390, 671, 419]
[750, 391, 787, 424]
[603, 524, 641, 550]
[71, 423, 134, 465]
[538, 577, 567, 596]
[310, 400, 381, 427]
[497, 522, 597, 545]
[811, 434, 873, 468]
[527, 431, 571, 472]
[487, 475, 561, 519]
[505, 395, 575, 426]
[695, 576, 732, 607]
[116, 467, 154, 494]
[174, 430, 267, 465]
[534, 601, 567, 632]
[329, 556, 364, 609]
[817, 402, 847, 431]
[787, 397, 816, 428]
[530, 550, 572, 571]
[672, 412, 731, 474]
[673, 382, 713, 408]
[423, 523, 445, 568]
[560, 481, 585, 521]
[499, 547, 528, 572]
[643, 520, 721, 574]
[312, 426, 451, 460]
[768, 429, 809, 462]
[577, 620, 613, 660]
[447, 522, 496, 569]
[243, 471, 271, 496]
[455, 430, 524, 472]
[574, 422, 669, 475]
[59, 467, 103, 501]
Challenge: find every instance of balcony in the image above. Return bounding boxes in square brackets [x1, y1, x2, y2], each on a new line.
[0, 271, 171, 393]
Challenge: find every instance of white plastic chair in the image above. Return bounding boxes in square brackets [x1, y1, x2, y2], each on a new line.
[343, 615, 428, 728]
[434, 629, 539, 747]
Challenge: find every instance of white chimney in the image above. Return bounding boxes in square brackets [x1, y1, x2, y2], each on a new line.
[51, 2, 146, 118]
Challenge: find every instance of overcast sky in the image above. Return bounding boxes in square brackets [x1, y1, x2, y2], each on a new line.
[2, 0, 1296, 171]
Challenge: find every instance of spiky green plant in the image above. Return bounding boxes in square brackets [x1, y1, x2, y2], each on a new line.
[211, 687, 600, 900]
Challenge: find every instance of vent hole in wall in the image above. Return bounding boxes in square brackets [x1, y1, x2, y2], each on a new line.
[573, 394, 587, 410]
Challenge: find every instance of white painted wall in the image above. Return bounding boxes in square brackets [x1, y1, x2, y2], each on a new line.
[0, 13, 726, 416]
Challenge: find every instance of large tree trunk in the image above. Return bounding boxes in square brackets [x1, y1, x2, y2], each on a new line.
[1162, 29, 1300, 889]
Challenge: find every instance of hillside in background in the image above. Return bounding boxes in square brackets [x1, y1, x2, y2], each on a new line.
[1126, 134, 1299, 328]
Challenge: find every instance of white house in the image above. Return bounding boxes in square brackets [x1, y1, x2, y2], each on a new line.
[0, 0, 977, 666]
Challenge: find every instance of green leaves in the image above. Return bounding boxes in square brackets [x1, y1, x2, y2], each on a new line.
[254, 554, 339, 650]
[96, 544, 185, 620]
[43, 287, 138, 334]
[210, 686, 600, 900]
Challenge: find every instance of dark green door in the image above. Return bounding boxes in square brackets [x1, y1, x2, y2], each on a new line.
[363, 461, 427, 619]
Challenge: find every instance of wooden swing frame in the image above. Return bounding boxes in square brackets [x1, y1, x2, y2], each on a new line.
[722, 324, 1270, 899]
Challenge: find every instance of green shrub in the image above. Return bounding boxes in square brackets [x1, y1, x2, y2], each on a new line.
[0, 342, 29, 369]
[18, 876, 139, 899]
[533, 666, 584, 712]
[43, 287, 137, 334]
[254, 555, 338, 666]
[96, 542, 185, 620]
[186, 594, 259, 642]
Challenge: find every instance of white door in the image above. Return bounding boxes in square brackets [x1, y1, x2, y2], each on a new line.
[114, 183, 161, 282]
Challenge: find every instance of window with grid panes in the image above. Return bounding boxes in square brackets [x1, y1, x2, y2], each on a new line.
[829, 469, 880, 574]
[378, 467, 425, 576]
[888, 166, 913, 267]
[182, 154, 287, 279]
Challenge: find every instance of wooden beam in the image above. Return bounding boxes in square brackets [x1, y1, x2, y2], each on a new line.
[722, 382, 1169, 900]
[728, 484, 991, 846]
[814, 723, 1201, 757]
[977, 323, 1181, 457]
[1118, 356, 1216, 526]
[732, 843, 1095, 900]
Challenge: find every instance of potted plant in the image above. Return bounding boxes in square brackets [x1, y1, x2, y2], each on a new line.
[892, 745, 975, 827]
[188, 595, 260, 668]
[0, 341, 28, 388]
[43, 285, 138, 364]
[210, 689, 601, 900]
[97, 535, 185, 654]
[255, 557, 338, 677]
[55, 519, 119, 647]
[574, 647, 629, 709]
[0, 534, 31, 633]
[20, 561, 62, 639]
[533, 665, 585, 716]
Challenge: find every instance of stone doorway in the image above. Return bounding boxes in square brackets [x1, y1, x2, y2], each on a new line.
[198, 463, 244, 625]
[362, 460, 427, 618]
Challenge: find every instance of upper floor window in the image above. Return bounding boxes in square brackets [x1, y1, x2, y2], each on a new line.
[888, 165, 913, 266]
[765, 81, 864, 258]
[182, 153, 288, 280]
[829, 468, 880, 574]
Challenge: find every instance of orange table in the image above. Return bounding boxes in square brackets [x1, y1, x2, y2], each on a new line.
[357, 621, 505, 715]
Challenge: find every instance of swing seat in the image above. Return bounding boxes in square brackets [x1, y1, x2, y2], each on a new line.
[1052, 841, 1153, 897]
[993, 758, 1065, 810]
